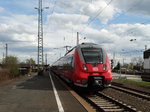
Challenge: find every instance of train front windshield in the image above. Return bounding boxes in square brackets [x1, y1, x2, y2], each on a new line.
[81, 48, 103, 64]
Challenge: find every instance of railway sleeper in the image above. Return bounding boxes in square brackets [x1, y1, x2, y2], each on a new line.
[94, 101, 111, 104]
[98, 92, 141, 112]
[96, 103, 114, 105]
[102, 108, 124, 112]
[96, 104, 116, 106]
[100, 106, 121, 109]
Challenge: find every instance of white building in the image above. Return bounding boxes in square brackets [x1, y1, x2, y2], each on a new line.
[144, 49, 150, 73]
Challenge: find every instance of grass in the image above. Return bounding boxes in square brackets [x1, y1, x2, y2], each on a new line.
[113, 79, 150, 87]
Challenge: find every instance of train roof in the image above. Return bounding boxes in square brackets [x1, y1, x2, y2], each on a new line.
[65, 43, 104, 56]
[77, 43, 103, 49]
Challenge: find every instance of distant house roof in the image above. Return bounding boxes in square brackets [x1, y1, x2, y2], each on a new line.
[144, 49, 150, 59]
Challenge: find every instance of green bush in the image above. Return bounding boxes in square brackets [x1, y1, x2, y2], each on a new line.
[3, 56, 19, 77]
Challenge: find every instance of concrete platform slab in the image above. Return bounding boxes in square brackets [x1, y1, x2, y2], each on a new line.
[0, 71, 88, 112]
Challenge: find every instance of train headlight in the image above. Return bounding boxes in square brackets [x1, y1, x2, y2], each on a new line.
[103, 64, 107, 71]
[82, 64, 88, 71]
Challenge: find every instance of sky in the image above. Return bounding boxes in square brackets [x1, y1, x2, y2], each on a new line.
[0, 0, 150, 65]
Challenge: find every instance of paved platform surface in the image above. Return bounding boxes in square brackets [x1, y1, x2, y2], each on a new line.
[0, 71, 87, 112]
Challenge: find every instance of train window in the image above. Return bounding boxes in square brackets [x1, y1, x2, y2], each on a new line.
[67, 57, 72, 65]
[67, 56, 74, 69]
[81, 48, 103, 64]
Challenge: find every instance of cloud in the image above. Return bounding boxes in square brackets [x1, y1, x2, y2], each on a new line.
[102, 24, 150, 54]
[80, 0, 118, 24]
[1, 0, 150, 64]
[47, 13, 89, 25]
[0, 14, 37, 41]
[44, 11, 150, 62]
[0, 7, 4, 12]
[44, 13, 89, 47]
[55, 0, 119, 24]
[0, 14, 38, 62]
[112, 0, 150, 16]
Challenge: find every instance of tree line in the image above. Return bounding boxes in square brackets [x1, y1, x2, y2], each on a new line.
[0, 56, 36, 80]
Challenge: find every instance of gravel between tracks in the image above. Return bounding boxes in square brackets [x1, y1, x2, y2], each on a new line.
[102, 80, 150, 112]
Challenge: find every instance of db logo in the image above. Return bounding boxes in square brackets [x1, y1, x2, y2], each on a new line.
[93, 67, 98, 71]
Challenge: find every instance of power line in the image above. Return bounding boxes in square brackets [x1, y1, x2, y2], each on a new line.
[108, 1, 146, 39]
[46, 0, 57, 18]
[70, 1, 93, 44]
[51, 0, 57, 14]
[79, 0, 142, 39]
[69, 0, 113, 44]
[43, 0, 58, 39]
[80, 0, 113, 35]
[74, 1, 92, 25]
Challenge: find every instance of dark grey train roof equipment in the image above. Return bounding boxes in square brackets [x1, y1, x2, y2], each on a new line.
[65, 43, 104, 55]
[77, 43, 103, 48]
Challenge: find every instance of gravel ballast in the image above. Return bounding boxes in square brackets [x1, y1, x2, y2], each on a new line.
[102, 80, 150, 112]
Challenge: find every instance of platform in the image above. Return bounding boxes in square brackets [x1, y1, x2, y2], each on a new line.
[0, 71, 88, 112]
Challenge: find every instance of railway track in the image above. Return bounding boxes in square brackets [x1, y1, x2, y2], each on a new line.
[83, 92, 141, 112]
[112, 82, 150, 95]
[110, 85, 150, 101]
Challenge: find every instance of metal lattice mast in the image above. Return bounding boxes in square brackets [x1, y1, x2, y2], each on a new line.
[38, 0, 43, 66]
[35, 0, 49, 69]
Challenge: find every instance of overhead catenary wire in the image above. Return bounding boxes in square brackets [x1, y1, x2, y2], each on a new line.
[79, 0, 143, 39]
[47, 0, 58, 20]
[77, 0, 144, 42]
[69, 0, 113, 45]
[69, 1, 93, 45]
[99, 0, 142, 38]
[42, 0, 57, 25]
[51, 0, 57, 14]
[80, 0, 113, 36]
[74, 1, 92, 25]
[44, 0, 58, 35]
[84, 0, 148, 53]
[46, 0, 148, 57]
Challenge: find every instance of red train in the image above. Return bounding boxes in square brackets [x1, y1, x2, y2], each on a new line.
[51, 43, 112, 88]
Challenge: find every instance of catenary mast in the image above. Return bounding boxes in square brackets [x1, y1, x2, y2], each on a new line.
[35, 0, 49, 71]
[37, 0, 43, 67]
